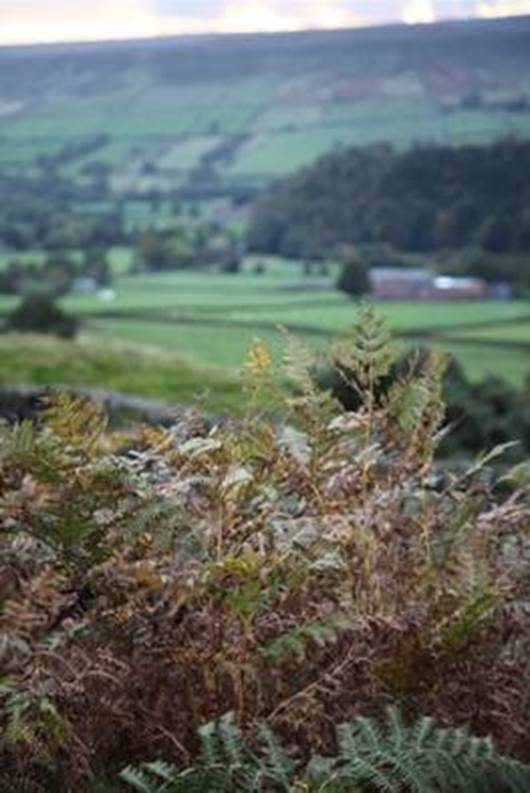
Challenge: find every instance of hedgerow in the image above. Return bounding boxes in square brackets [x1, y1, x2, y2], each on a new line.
[0, 307, 529, 791]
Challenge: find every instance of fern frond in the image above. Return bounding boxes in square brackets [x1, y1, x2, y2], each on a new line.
[334, 708, 530, 793]
[217, 712, 247, 767]
[262, 613, 351, 663]
[333, 305, 394, 394]
[281, 329, 316, 393]
[119, 765, 166, 793]
[41, 392, 108, 456]
[258, 724, 295, 789]
[120, 709, 530, 793]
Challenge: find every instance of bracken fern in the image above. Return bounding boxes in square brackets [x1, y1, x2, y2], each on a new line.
[119, 708, 530, 792]
[0, 306, 528, 791]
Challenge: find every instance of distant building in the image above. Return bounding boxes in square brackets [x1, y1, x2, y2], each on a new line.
[98, 288, 116, 302]
[72, 276, 97, 292]
[370, 268, 489, 300]
[433, 275, 487, 299]
[370, 268, 433, 300]
[489, 281, 513, 300]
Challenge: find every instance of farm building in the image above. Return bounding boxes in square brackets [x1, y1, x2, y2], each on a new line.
[370, 268, 488, 300]
[433, 276, 487, 299]
[72, 276, 98, 293]
[370, 268, 433, 299]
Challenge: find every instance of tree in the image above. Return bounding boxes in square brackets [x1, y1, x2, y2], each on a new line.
[477, 215, 514, 253]
[84, 248, 112, 286]
[336, 247, 370, 297]
[5, 293, 79, 339]
[220, 255, 241, 273]
[0, 260, 24, 294]
[247, 138, 530, 282]
[42, 252, 75, 296]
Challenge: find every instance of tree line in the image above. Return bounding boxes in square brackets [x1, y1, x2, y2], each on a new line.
[248, 138, 530, 288]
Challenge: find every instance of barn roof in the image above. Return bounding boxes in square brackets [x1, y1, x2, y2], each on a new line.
[370, 268, 432, 283]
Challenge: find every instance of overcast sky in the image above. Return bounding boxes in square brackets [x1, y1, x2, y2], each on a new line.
[1, 0, 529, 45]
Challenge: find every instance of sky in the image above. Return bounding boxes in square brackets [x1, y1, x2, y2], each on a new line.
[1, 0, 530, 46]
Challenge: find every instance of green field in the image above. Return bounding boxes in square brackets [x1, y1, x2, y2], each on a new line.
[2, 19, 530, 191]
[46, 259, 528, 387]
[1, 259, 528, 411]
[0, 333, 243, 413]
[441, 322, 530, 344]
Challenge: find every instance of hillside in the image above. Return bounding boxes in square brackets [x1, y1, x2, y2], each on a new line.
[0, 333, 243, 413]
[247, 138, 530, 289]
[2, 17, 530, 192]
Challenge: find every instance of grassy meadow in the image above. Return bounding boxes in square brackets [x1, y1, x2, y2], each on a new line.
[1, 20, 530, 406]
[3, 19, 530, 192]
[2, 255, 528, 408]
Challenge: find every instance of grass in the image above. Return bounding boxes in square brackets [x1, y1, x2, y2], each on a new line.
[61, 260, 339, 314]
[108, 246, 134, 276]
[1, 260, 528, 392]
[440, 320, 530, 344]
[122, 201, 176, 233]
[88, 318, 303, 369]
[0, 333, 244, 413]
[0, 249, 46, 271]
[219, 299, 530, 334]
[0, 246, 132, 277]
[409, 339, 530, 385]
[56, 262, 530, 386]
[2, 23, 530, 190]
[63, 139, 135, 177]
[156, 136, 222, 171]
[228, 128, 361, 177]
[89, 316, 530, 386]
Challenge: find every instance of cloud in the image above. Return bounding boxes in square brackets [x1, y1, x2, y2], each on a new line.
[0, 0, 372, 44]
[0, 0, 211, 45]
[476, 0, 530, 16]
[0, 0, 528, 45]
[216, 0, 363, 34]
[403, 0, 436, 23]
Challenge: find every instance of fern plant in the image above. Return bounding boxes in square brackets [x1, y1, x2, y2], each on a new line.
[1, 306, 529, 791]
[120, 712, 294, 792]
[330, 707, 530, 793]
[120, 708, 530, 793]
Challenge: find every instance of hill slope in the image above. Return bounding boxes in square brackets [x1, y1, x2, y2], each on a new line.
[2, 17, 530, 189]
[0, 333, 243, 413]
[247, 138, 530, 283]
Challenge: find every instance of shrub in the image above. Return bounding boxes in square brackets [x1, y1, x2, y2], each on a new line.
[4, 292, 79, 338]
[0, 307, 528, 791]
[336, 246, 370, 297]
[314, 344, 530, 462]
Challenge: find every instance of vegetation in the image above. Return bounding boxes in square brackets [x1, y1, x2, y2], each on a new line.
[31, 260, 525, 388]
[316, 343, 530, 463]
[0, 250, 112, 297]
[0, 21, 529, 454]
[0, 259, 527, 457]
[248, 139, 530, 289]
[2, 17, 530, 198]
[4, 293, 79, 339]
[0, 333, 243, 414]
[336, 247, 370, 297]
[120, 709, 530, 792]
[133, 228, 242, 274]
[0, 308, 529, 791]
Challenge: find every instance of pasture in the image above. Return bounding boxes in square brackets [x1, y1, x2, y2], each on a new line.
[0, 333, 243, 413]
[2, 19, 530, 192]
[53, 257, 530, 388]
